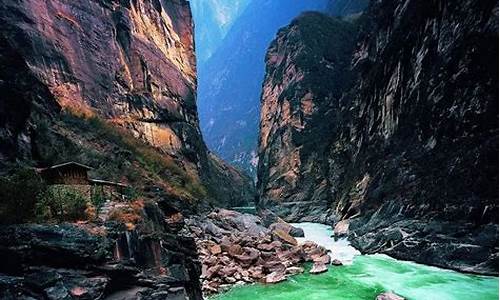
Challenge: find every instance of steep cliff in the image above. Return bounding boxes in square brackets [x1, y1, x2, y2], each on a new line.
[1, 0, 197, 151]
[257, 12, 359, 221]
[258, 0, 498, 275]
[0, 0, 252, 298]
[0, 0, 252, 208]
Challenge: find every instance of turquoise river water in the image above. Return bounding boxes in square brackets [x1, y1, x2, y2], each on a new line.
[212, 223, 499, 300]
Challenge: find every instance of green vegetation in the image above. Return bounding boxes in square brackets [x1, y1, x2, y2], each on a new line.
[0, 168, 91, 223]
[64, 113, 207, 199]
[90, 189, 107, 214]
[0, 168, 47, 224]
[0, 110, 211, 225]
[36, 186, 89, 222]
[108, 199, 144, 230]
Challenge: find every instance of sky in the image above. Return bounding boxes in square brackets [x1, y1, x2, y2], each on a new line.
[189, 0, 251, 64]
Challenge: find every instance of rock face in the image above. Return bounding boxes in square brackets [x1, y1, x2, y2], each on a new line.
[257, 0, 498, 275]
[0, 0, 253, 207]
[0, 201, 202, 300]
[376, 292, 405, 300]
[1, 0, 197, 154]
[257, 12, 359, 222]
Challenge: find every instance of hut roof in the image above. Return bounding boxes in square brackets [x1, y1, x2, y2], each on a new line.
[42, 162, 93, 171]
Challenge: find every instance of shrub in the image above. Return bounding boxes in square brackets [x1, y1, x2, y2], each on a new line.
[108, 199, 144, 230]
[0, 168, 93, 223]
[0, 168, 47, 224]
[36, 186, 89, 222]
[90, 189, 106, 212]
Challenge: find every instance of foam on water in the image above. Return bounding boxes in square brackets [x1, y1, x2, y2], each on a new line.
[291, 222, 360, 264]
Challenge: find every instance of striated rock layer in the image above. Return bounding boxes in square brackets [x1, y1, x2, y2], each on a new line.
[0, 0, 253, 207]
[257, 0, 498, 275]
[197, 0, 329, 176]
[1, 0, 197, 153]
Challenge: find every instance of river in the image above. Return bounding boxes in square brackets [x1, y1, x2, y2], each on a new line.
[212, 223, 499, 300]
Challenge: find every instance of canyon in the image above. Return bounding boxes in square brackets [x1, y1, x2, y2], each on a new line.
[0, 0, 497, 299]
[197, 0, 330, 176]
[189, 0, 250, 64]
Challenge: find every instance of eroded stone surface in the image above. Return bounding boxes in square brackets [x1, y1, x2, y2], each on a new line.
[0, 0, 254, 208]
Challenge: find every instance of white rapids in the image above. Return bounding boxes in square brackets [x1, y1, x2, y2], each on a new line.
[290, 222, 361, 265]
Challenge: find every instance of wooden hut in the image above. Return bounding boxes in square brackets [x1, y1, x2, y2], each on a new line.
[39, 162, 128, 202]
[40, 162, 92, 185]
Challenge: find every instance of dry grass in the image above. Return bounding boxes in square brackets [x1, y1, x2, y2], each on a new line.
[58, 111, 208, 201]
[108, 199, 145, 230]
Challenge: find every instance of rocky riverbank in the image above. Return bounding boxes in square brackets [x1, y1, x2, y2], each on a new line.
[187, 209, 334, 295]
[0, 200, 203, 300]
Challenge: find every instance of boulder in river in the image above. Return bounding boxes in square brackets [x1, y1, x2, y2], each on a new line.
[376, 292, 406, 300]
[301, 241, 328, 262]
[286, 266, 304, 275]
[258, 209, 284, 227]
[332, 259, 343, 266]
[333, 220, 349, 238]
[270, 222, 305, 238]
[227, 244, 244, 257]
[263, 260, 286, 274]
[210, 244, 222, 255]
[257, 242, 276, 252]
[310, 262, 328, 274]
[312, 254, 331, 265]
[191, 210, 338, 295]
[265, 271, 287, 284]
[272, 229, 298, 246]
[235, 247, 260, 267]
